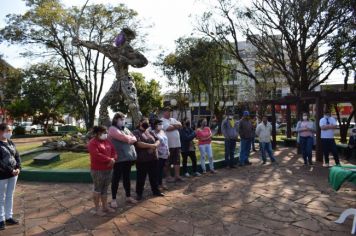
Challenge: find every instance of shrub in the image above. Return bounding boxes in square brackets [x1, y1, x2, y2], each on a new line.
[13, 126, 26, 135]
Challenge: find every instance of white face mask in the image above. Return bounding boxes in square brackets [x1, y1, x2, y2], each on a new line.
[302, 116, 308, 121]
[3, 133, 12, 140]
[99, 133, 108, 140]
[157, 125, 163, 130]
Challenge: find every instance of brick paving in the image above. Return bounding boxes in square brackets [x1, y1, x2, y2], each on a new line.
[3, 147, 356, 235]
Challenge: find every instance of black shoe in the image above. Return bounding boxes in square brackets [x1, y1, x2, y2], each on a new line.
[238, 163, 245, 167]
[0, 221, 5, 230]
[262, 161, 266, 165]
[5, 218, 19, 225]
[153, 192, 165, 197]
[136, 195, 143, 201]
[245, 162, 252, 165]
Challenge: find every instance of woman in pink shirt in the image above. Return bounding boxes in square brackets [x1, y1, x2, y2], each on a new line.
[296, 113, 316, 165]
[196, 119, 216, 173]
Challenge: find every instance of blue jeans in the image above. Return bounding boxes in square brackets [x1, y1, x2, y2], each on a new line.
[299, 136, 313, 164]
[199, 144, 214, 171]
[321, 138, 340, 165]
[239, 138, 252, 165]
[0, 176, 18, 221]
[224, 139, 237, 167]
[260, 142, 276, 162]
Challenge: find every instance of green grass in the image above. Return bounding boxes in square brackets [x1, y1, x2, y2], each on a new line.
[22, 152, 90, 170]
[16, 143, 42, 153]
[21, 142, 227, 170]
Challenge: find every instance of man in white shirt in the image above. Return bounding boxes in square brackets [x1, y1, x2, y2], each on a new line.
[255, 115, 277, 164]
[319, 109, 340, 167]
[161, 107, 183, 182]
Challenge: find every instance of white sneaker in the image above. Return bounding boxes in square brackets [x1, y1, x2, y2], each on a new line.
[110, 200, 118, 208]
[184, 173, 190, 177]
[195, 172, 201, 176]
[202, 170, 207, 174]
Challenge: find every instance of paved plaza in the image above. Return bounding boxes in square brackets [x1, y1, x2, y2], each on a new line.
[4, 147, 356, 236]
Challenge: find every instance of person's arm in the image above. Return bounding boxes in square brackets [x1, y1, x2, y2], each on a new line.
[329, 118, 337, 129]
[88, 141, 114, 164]
[109, 142, 118, 161]
[72, 38, 109, 55]
[319, 119, 328, 130]
[255, 124, 261, 137]
[238, 121, 243, 136]
[221, 120, 227, 137]
[201, 128, 212, 140]
[165, 119, 182, 131]
[108, 126, 137, 144]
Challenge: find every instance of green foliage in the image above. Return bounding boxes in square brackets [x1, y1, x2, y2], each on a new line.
[5, 98, 32, 120]
[110, 72, 163, 117]
[13, 126, 25, 135]
[0, 0, 143, 128]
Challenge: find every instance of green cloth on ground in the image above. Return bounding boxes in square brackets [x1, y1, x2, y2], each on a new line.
[328, 165, 356, 191]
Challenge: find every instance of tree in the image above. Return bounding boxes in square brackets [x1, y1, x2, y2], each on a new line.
[0, 0, 142, 128]
[21, 63, 80, 134]
[159, 37, 231, 127]
[110, 72, 163, 117]
[196, 0, 353, 96]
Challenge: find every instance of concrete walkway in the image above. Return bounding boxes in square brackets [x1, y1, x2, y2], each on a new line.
[6, 147, 356, 235]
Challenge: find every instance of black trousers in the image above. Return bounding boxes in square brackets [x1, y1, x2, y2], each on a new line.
[321, 138, 340, 165]
[111, 161, 133, 199]
[136, 160, 160, 197]
[181, 151, 197, 173]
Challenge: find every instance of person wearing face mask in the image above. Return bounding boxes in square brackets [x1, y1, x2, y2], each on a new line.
[152, 119, 170, 191]
[133, 118, 164, 200]
[238, 111, 254, 166]
[346, 128, 356, 160]
[0, 123, 21, 230]
[179, 118, 200, 177]
[221, 111, 239, 168]
[196, 118, 216, 174]
[296, 113, 316, 165]
[256, 115, 277, 165]
[319, 109, 340, 167]
[87, 126, 117, 216]
[161, 107, 184, 182]
[108, 112, 138, 207]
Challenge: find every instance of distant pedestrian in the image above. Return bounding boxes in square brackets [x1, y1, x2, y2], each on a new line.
[179, 118, 200, 177]
[238, 111, 254, 166]
[0, 123, 21, 230]
[108, 112, 138, 207]
[255, 116, 277, 164]
[296, 113, 315, 165]
[161, 107, 184, 182]
[319, 109, 340, 167]
[88, 126, 117, 216]
[346, 128, 356, 160]
[133, 118, 164, 200]
[152, 119, 170, 191]
[221, 111, 239, 168]
[251, 115, 257, 152]
[196, 119, 216, 173]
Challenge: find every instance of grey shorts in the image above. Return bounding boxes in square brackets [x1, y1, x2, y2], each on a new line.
[90, 170, 112, 195]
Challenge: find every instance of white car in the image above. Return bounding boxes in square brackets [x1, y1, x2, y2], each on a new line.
[19, 122, 38, 134]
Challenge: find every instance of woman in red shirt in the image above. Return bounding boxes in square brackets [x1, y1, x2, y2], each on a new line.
[196, 119, 216, 174]
[88, 126, 117, 216]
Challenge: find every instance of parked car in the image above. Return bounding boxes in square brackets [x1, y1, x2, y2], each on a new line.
[19, 122, 38, 134]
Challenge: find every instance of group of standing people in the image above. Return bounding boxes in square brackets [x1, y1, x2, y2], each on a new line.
[88, 107, 218, 216]
[222, 111, 277, 168]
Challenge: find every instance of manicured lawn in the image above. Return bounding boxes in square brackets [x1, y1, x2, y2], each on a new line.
[22, 152, 90, 169]
[16, 143, 42, 153]
[21, 142, 227, 170]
